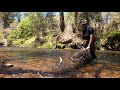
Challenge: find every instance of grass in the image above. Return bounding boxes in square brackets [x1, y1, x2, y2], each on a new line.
[23, 36, 36, 47]
[13, 39, 24, 45]
[38, 41, 54, 49]
[0, 33, 3, 40]
[12, 36, 36, 47]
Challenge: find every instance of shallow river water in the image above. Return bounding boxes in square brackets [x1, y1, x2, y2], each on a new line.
[0, 47, 120, 78]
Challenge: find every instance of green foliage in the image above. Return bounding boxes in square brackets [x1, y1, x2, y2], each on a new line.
[0, 12, 17, 28]
[23, 36, 36, 47]
[38, 34, 54, 49]
[106, 20, 119, 33]
[109, 31, 120, 42]
[12, 39, 25, 45]
[3, 12, 120, 50]
[28, 12, 47, 37]
[96, 39, 103, 50]
[8, 16, 33, 40]
[0, 32, 3, 39]
[7, 30, 17, 40]
[45, 12, 59, 32]
[65, 12, 74, 24]
[102, 31, 120, 50]
[38, 41, 54, 49]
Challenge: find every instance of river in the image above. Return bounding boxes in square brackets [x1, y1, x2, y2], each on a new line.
[0, 47, 120, 78]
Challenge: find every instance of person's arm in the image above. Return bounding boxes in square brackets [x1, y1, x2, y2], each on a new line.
[86, 34, 94, 49]
[86, 26, 95, 49]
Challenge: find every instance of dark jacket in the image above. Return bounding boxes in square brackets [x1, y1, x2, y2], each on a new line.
[82, 25, 95, 41]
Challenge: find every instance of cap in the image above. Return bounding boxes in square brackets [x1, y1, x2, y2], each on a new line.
[81, 19, 87, 24]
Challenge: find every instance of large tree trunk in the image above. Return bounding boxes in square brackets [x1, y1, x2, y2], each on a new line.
[2, 12, 10, 29]
[74, 12, 78, 33]
[1, 12, 11, 39]
[59, 12, 65, 32]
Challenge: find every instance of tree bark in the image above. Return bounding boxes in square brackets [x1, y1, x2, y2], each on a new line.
[74, 12, 78, 33]
[3, 12, 10, 29]
[60, 12, 65, 32]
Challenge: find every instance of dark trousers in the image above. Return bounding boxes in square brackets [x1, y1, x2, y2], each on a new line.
[83, 40, 97, 59]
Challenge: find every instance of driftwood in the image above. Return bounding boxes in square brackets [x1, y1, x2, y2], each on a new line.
[0, 61, 13, 67]
[55, 32, 84, 49]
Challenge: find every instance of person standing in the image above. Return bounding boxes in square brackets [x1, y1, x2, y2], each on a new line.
[81, 19, 97, 60]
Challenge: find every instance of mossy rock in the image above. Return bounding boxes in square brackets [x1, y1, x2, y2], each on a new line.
[102, 31, 120, 50]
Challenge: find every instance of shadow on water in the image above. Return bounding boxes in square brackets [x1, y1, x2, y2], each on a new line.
[0, 62, 89, 78]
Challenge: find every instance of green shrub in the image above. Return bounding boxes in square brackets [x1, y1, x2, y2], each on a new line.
[8, 16, 33, 40]
[13, 39, 25, 45]
[23, 36, 36, 47]
[0, 33, 3, 39]
[38, 41, 54, 49]
[103, 31, 120, 50]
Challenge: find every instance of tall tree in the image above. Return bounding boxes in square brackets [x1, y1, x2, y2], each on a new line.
[0, 12, 16, 29]
[1, 12, 11, 28]
[59, 12, 65, 32]
[74, 12, 78, 33]
[28, 12, 47, 38]
[90, 12, 103, 35]
[45, 12, 58, 30]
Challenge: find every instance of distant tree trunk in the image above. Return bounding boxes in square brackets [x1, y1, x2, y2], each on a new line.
[0, 12, 10, 39]
[3, 13, 9, 29]
[94, 22, 97, 34]
[59, 12, 65, 32]
[99, 22, 103, 35]
[2, 12, 11, 29]
[74, 12, 78, 33]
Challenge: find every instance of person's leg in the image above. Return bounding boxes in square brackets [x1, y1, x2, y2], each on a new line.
[90, 42, 97, 59]
[82, 41, 93, 64]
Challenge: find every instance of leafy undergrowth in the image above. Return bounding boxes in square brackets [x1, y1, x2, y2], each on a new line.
[101, 31, 120, 50]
